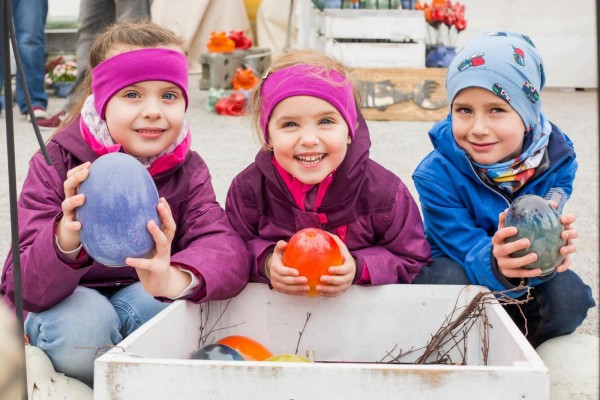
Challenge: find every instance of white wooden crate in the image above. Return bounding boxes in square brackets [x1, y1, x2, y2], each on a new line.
[318, 37, 426, 68]
[94, 284, 549, 399]
[296, 1, 426, 68]
[319, 9, 426, 42]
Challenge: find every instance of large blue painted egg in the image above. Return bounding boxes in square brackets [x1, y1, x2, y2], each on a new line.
[189, 344, 245, 361]
[505, 194, 566, 276]
[76, 152, 159, 267]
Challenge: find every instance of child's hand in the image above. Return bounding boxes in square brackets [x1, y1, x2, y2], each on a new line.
[554, 210, 578, 273]
[267, 240, 309, 296]
[56, 162, 91, 251]
[316, 234, 356, 297]
[126, 198, 189, 298]
[493, 210, 542, 279]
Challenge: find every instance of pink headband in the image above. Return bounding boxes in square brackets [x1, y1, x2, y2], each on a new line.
[259, 64, 357, 141]
[92, 48, 189, 119]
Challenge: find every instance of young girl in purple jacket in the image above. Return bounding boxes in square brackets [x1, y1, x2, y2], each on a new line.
[226, 49, 431, 298]
[1, 22, 251, 386]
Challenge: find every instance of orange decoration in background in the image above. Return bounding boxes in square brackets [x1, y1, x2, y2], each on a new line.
[232, 68, 259, 91]
[216, 335, 272, 361]
[283, 228, 343, 297]
[207, 31, 235, 53]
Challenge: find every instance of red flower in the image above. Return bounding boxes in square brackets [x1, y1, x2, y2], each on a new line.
[455, 18, 467, 32]
[228, 30, 253, 50]
[420, 0, 467, 46]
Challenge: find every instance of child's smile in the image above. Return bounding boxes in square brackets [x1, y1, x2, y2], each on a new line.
[268, 96, 350, 185]
[134, 127, 168, 139]
[295, 153, 326, 165]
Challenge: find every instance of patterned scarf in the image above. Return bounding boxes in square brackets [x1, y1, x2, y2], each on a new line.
[474, 113, 551, 193]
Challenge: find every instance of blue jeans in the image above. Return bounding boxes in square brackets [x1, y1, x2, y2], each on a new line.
[0, 0, 48, 114]
[413, 257, 595, 348]
[24, 283, 167, 387]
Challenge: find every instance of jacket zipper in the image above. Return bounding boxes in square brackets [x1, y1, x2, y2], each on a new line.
[465, 155, 511, 207]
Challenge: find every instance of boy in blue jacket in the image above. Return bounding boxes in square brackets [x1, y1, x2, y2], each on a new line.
[412, 31, 594, 348]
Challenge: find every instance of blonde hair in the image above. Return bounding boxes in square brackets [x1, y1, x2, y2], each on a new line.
[57, 21, 185, 130]
[249, 49, 360, 150]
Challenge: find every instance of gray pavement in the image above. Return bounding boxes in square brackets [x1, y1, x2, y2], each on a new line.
[0, 84, 597, 337]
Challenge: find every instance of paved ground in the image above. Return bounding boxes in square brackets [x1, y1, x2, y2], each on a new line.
[0, 85, 597, 338]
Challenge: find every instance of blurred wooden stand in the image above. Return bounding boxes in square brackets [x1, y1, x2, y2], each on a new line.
[353, 67, 449, 121]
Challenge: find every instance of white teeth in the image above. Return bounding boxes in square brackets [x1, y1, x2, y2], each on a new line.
[296, 154, 325, 164]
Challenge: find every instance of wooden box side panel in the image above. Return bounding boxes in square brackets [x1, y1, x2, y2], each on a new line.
[95, 360, 549, 400]
[353, 67, 449, 121]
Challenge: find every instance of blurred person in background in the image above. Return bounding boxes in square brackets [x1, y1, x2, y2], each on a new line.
[38, 0, 152, 129]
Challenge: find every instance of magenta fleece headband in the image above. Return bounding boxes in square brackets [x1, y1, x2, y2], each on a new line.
[259, 64, 357, 140]
[92, 48, 189, 119]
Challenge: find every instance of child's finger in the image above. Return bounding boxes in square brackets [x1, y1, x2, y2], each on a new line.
[492, 226, 517, 245]
[560, 242, 577, 255]
[320, 274, 352, 286]
[272, 281, 309, 295]
[555, 255, 571, 273]
[63, 169, 89, 197]
[316, 284, 347, 297]
[147, 220, 170, 259]
[327, 265, 351, 275]
[61, 219, 82, 232]
[126, 256, 152, 271]
[501, 266, 542, 279]
[66, 162, 91, 179]
[497, 210, 508, 228]
[157, 198, 176, 240]
[274, 274, 306, 285]
[493, 237, 530, 259]
[273, 265, 301, 278]
[560, 213, 576, 225]
[61, 193, 85, 215]
[561, 229, 578, 241]
[499, 251, 537, 270]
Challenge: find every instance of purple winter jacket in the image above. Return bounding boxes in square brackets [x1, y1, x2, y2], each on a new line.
[226, 114, 431, 285]
[1, 118, 251, 313]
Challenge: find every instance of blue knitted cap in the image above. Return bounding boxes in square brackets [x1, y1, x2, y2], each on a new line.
[446, 31, 545, 133]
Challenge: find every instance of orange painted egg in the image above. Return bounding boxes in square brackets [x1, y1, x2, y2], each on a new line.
[216, 335, 272, 361]
[283, 228, 343, 296]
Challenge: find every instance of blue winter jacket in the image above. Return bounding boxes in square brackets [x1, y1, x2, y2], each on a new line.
[412, 115, 577, 296]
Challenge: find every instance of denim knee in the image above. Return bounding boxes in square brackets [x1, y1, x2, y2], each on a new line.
[534, 270, 595, 331]
[24, 286, 122, 386]
[507, 270, 596, 348]
[110, 282, 168, 337]
[413, 257, 472, 285]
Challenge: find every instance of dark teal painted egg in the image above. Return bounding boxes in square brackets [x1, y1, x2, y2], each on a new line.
[189, 344, 245, 361]
[76, 152, 159, 267]
[505, 194, 566, 276]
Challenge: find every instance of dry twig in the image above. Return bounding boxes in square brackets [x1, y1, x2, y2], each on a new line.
[385, 285, 532, 366]
[295, 312, 312, 355]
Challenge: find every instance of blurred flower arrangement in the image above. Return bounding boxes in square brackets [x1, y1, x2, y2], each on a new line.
[415, 0, 466, 47]
[207, 30, 253, 53]
[45, 56, 77, 85]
